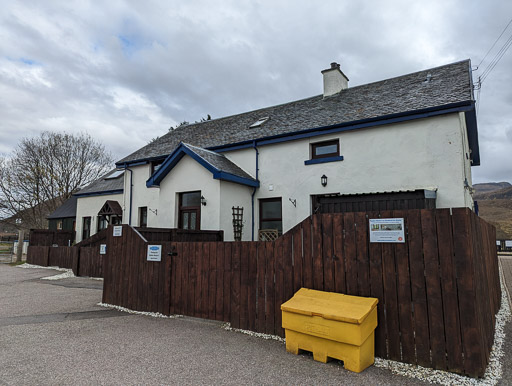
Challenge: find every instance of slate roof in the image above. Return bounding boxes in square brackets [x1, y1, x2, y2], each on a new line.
[74, 169, 125, 196]
[117, 60, 474, 165]
[182, 143, 255, 180]
[47, 195, 78, 219]
[147, 143, 258, 188]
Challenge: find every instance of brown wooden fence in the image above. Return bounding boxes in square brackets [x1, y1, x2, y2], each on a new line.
[102, 208, 499, 377]
[29, 229, 74, 246]
[27, 227, 223, 279]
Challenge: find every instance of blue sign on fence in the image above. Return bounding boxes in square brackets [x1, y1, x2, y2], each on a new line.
[147, 245, 162, 262]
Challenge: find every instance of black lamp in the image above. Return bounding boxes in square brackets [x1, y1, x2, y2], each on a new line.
[201, 195, 207, 206]
[321, 175, 328, 187]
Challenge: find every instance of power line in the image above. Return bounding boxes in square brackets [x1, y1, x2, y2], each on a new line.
[477, 17, 512, 68]
[480, 31, 512, 83]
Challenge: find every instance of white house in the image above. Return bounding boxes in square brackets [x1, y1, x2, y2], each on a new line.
[74, 60, 480, 242]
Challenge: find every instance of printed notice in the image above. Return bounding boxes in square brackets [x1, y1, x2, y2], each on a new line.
[369, 218, 405, 243]
[496, 240, 501, 246]
[100, 244, 107, 255]
[113, 226, 122, 237]
[506, 240, 512, 248]
[147, 245, 162, 261]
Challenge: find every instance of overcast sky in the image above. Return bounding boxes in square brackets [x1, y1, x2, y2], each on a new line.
[0, 0, 511, 183]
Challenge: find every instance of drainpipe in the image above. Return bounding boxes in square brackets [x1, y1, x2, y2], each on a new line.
[251, 141, 259, 241]
[124, 165, 133, 225]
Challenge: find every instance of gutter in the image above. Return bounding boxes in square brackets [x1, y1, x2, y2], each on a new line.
[251, 141, 259, 241]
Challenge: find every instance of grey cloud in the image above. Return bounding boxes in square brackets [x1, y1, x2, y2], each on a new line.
[0, 0, 512, 184]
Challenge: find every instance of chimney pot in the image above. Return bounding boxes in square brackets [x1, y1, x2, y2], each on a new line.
[322, 61, 349, 97]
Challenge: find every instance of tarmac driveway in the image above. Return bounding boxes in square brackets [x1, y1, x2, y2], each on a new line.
[1, 263, 511, 385]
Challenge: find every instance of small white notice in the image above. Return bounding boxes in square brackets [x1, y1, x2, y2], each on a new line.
[496, 240, 501, 246]
[147, 245, 162, 262]
[113, 226, 122, 237]
[100, 244, 107, 255]
[506, 240, 512, 248]
[369, 218, 405, 243]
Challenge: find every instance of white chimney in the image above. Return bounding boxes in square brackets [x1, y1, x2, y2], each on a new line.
[322, 62, 349, 97]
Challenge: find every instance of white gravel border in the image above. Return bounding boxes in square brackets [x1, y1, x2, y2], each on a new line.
[17, 263, 75, 280]
[221, 323, 285, 342]
[97, 302, 183, 319]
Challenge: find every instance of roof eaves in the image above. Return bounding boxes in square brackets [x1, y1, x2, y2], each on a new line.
[74, 189, 124, 198]
[210, 100, 475, 153]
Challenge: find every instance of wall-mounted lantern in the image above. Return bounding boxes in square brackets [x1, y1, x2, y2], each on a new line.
[321, 175, 328, 187]
[201, 195, 207, 206]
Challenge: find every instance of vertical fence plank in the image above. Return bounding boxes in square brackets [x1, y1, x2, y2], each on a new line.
[201, 242, 210, 319]
[368, 213, 386, 358]
[421, 209, 447, 370]
[452, 208, 484, 377]
[302, 217, 313, 289]
[292, 224, 303, 294]
[257, 242, 267, 333]
[231, 242, 241, 329]
[208, 242, 217, 321]
[190, 243, 199, 317]
[283, 233, 294, 303]
[354, 212, 370, 297]
[322, 214, 334, 292]
[240, 242, 250, 331]
[407, 210, 431, 367]
[312, 214, 324, 290]
[333, 214, 346, 294]
[223, 243, 232, 323]
[265, 241, 275, 335]
[393, 210, 415, 364]
[215, 242, 225, 321]
[274, 237, 285, 337]
[343, 212, 358, 295]
[436, 209, 463, 373]
[381, 236, 401, 360]
[248, 242, 258, 332]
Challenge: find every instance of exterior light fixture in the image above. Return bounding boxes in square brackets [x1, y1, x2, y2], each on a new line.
[321, 175, 328, 187]
[201, 195, 207, 206]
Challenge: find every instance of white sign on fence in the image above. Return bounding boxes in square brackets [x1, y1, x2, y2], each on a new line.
[113, 226, 122, 237]
[496, 240, 501, 246]
[100, 244, 107, 255]
[506, 240, 512, 248]
[369, 218, 405, 243]
[147, 245, 162, 262]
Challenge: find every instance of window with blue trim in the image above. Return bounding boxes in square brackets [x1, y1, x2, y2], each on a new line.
[305, 139, 344, 165]
[311, 139, 339, 159]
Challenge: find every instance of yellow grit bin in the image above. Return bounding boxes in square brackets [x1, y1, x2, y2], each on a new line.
[281, 288, 378, 373]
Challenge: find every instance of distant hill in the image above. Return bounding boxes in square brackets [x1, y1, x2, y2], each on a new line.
[475, 182, 512, 240]
[473, 182, 512, 199]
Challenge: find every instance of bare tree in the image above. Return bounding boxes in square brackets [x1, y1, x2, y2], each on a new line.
[0, 131, 113, 230]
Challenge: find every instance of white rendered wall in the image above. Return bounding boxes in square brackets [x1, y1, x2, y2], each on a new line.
[122, 164, 160, 227]
[225, 113, 473, 235]
[219, 181, 253, 241]
[75, 193, 124, 242]
[158, 155, 221, 230]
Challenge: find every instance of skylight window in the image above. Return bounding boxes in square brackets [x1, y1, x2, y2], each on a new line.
[105, 170, 125, 180]
[249, 116, 269, 128]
